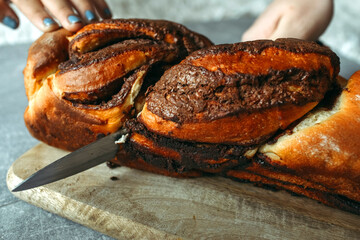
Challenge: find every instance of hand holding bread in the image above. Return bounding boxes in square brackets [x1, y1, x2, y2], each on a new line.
[242, 0, 334, 41]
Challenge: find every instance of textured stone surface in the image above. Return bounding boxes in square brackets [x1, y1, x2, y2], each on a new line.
[0, 16, 359, 240]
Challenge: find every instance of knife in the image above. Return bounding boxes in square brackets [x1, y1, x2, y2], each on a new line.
[12, 128, 128, 192]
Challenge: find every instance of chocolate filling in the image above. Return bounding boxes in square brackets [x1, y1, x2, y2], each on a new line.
[69, 19, 213, 57]
[147, 64, 333, 123]
[70, 66, 148, 108]
[71, 62, 170, 109]
[265, 81, 344, 145]
[146, 39, 340, 124]
[57, 19, 213, 108]
[59, 39, 169, 73]
[124, 119, 252, 173]
[58, 39, 175, 104]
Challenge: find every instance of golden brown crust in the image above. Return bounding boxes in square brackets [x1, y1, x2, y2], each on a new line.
[145, 39, 339, 125]
[225, 72, 360, 214]
[23, 28, 72, 99]
[24, 77, 125, 150]
[67, 19, 212, 55]
[24, 20, 212, 151]
[189, 47, 335, 76]
[226, 163, 360, 214]
[260, 71, 360, 182]
[139, 101, 318, 145]
[54, 40, 173, 103]
[140, 39, 339, 145]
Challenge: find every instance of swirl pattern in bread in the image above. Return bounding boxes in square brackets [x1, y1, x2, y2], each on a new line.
[112, 38, 340, 176]
[139, 39, 339, 145]
[23, 19, 213, 151]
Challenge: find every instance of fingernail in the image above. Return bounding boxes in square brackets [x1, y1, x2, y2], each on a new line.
[2, 16, 17, 29]
[67, 15, 81, 24]
[43, 18, 56, 27]
[85, 10, 96, 22]
[104, 8, 112, 18]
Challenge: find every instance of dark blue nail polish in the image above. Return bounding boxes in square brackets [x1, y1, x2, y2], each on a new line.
[67, 15, 81, 24]
[104, 8, 112, 17]
[85, 10, 95, 21]
[2, 16, 17, 29]
[43, 18, 56, 27]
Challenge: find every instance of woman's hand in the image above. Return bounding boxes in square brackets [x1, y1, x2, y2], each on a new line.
[242, 0, 334, 41]
[0, 0, 112, 32]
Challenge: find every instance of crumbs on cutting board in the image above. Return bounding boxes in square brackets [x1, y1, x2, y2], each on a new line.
[110, 176, 119, 181]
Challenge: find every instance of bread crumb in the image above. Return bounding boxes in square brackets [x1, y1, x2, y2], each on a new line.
[115, 134, 129, 144]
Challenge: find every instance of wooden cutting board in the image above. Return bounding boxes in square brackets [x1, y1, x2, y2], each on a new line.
[6, 143, 360, 239]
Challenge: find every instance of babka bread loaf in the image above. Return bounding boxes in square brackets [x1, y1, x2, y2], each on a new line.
[24, 24, 360, 214]
[227, 71, 360, 215]
[111, 38, 340, 176]
[111, 39, 360, 214]
[23, 19, 213, 151]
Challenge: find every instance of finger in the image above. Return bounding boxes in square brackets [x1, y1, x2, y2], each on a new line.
[270, 15, 305, 40]
[271, 0, 334, 41]
[93, 0, 112, 19]
[0, 0, 19, 29]
[11, 0, 59, 32]
[270, 14, 320, 41]
[41, 0, 83, 32]
[241, 2, 283, 41]
[69, 0, 98, 23]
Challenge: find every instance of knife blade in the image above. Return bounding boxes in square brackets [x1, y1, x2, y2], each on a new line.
[12, 128, 128, 192]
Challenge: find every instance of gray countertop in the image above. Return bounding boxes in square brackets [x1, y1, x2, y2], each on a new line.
[0, 18, 359, 240]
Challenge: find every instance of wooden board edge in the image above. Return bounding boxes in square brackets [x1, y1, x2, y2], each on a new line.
[6, 157, 184, 240]
[6, 143, 360, 239]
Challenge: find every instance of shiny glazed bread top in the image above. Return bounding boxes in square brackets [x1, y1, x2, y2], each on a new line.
[23, 19, 213, 151]
[139, 38, 340, 145]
